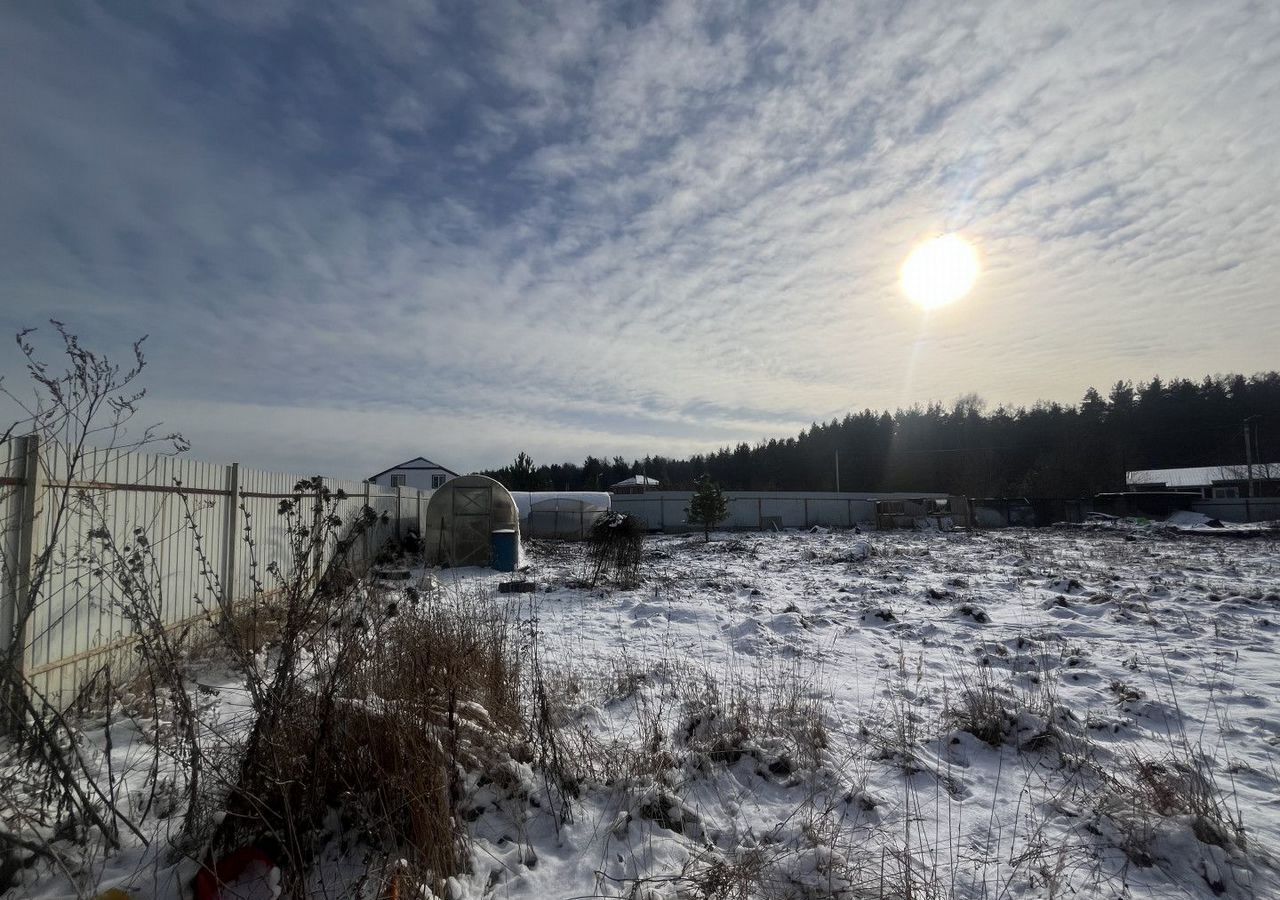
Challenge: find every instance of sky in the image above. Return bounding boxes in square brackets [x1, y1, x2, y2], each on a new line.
[2, 1, 1278, 479]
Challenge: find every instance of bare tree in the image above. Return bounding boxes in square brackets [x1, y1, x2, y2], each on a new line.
[0, 322, 184, 871]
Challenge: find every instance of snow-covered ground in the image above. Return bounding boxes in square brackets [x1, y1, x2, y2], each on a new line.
[7, 526, 1279, 899]
[459, 526, 1280, 899]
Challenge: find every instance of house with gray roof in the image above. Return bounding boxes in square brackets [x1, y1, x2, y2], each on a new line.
[367, 457, 460, 491]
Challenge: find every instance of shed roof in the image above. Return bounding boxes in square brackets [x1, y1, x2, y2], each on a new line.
[610, 475, 660, 487]
[1126, 463, 1279, 488]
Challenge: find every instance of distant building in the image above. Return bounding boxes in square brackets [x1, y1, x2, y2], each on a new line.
[609, 474, 660, 494]
[367, 457, 459, 491]
[1125, 463, 1279, 498]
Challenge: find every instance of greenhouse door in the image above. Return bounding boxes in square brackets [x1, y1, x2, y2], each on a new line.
[451, 484, 493, 566]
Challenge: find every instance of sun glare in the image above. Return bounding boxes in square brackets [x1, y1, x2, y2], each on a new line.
[900, 234, 980, 310]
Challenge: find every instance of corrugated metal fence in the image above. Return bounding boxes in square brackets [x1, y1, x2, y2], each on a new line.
[611, 490, 955, 532]
[1, 435, 429, 710]
[1191, 497, 1280, 523]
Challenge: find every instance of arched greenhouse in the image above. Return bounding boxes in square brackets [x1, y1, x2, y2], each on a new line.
[422, 475, 520, 567]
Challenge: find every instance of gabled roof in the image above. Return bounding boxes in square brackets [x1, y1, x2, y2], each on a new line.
[367, 457, 460, 481]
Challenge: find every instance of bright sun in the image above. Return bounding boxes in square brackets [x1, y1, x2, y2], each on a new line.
[900, 234, 980, 310]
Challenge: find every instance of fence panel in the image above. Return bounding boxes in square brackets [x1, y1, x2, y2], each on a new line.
[366, 488, 403, 559]
[611, 491, 948, 532]
[2, 439, 430, 713]
[20, 443, 235, 703]
[612, 497, 664, 531]
[1192, 498, 1280, 523]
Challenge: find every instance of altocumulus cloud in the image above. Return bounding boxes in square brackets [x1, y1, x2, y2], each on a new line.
[1, 1, 1277, 476]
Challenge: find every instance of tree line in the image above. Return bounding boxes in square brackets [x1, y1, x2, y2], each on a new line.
[483, 373, 1280, 498]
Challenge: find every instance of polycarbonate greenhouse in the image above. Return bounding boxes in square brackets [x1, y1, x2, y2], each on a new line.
[525, 494, 610, 539]
[422, 474, 520, 567]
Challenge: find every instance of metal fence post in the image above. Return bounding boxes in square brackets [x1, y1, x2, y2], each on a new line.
[1, 441, 25, 668]
[312, 478, 324, 584]
[395, 485, 403, 542]
[5, 435, 42, 727]
[222, 462, 240, 608]
[362, 481, 371, 565]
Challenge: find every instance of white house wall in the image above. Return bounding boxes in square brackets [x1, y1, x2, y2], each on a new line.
[372, 468, 454, 491]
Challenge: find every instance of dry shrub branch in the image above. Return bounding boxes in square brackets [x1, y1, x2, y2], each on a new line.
[586, 512, 644, 588]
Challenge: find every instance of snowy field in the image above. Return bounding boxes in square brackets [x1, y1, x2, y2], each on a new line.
[8, 525, 1280, 899]
[467, 526, 1280, 899]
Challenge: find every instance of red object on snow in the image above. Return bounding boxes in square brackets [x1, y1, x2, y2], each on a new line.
[192, 845, 276, 900]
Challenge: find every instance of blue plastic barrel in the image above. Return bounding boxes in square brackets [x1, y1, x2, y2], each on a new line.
[490, 529, 518, 572]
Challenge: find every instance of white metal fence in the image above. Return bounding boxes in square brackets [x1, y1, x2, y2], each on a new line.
[1, 435, 430, 710]
[1192, 497, 1280, 523]
[610, 490, 954, 532]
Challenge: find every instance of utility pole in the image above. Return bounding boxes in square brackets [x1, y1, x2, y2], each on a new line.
[1244, 417, 1256, 499]
[1244, 416, 1261, 499]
